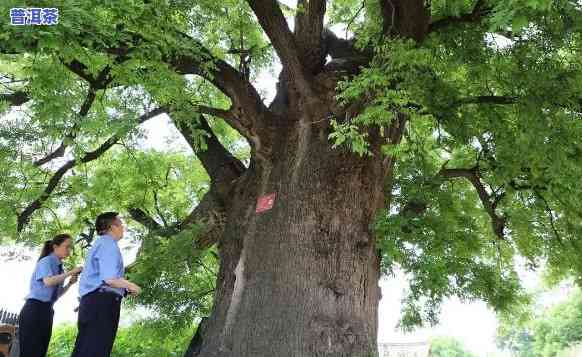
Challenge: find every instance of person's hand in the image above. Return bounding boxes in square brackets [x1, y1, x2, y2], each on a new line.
[127, 282, 141, 296]
[69, 266, 83, 276]
[69, 273, 79, 284]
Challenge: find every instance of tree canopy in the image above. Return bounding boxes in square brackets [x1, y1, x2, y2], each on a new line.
[430, 336, 477, 357]
[497, 287, 582, 357]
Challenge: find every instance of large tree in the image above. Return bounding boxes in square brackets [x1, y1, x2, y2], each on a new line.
[1, 0, 582, 356]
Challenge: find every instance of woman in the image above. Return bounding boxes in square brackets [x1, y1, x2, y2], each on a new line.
[18, 234, 83, 357]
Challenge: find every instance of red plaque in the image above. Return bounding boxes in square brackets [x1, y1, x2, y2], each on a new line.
[256, 193, 276, 213]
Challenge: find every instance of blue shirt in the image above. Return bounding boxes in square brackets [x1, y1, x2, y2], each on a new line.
[79, 234, 125, 297]
[26, 253, 64, 303]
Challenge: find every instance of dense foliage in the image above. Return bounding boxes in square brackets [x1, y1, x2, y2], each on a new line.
[429, 336, 477, 357]
[497, 288, 582, 357]
[48, 320, 195, 357]
[334, 0, 582, 328]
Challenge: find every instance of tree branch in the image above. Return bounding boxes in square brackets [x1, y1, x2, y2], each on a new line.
[535, 191, 564, 247]
[0, 91, 29, 106]
[61, 60, 114, 89]
[192, 104, 252, 140]
[164, 30, 268, 120]
[455, 95, 518, 106]
[32, 83, 103, 166]
[379, 0, 430, 41]
[440, 166, 506, 240]
[179, 189, 226, 247]
[246, 0, 312, 93]
[294, 0, 327, 71]
[17, 107, 166, 232]
[173, 113, 245, 188]
[0, 28, 267, 140]
[2, 83, 102, 167]
[128, 111, 248, 250]
[295, 0, 327, 41]
[429, 0, 491, 33]
[126, 189, 225, 275]
[398, 165, 507, 239]
[4, 65, 115, 167]
[194, 105, 236, 122]
[128, 187, 226, 249]
[128, 207, 164, 233]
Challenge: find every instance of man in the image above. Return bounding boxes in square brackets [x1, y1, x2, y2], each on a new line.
[71, 212, 141, 357]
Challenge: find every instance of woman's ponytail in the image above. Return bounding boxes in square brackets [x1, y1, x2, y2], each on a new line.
[38, 234, 72, 261]
[38, 240, 54, 261]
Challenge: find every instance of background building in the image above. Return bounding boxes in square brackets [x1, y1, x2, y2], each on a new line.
[379, 341, 431, 357]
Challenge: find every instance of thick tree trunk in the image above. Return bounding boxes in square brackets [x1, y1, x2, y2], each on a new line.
[187, 102, 388, 356]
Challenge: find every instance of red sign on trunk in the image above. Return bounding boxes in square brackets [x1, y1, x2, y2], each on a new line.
[256, 193, 276, 213]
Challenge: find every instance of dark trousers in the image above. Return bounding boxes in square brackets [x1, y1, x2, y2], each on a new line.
[18, 299, 54, 357]
[71, 290, 121, 357]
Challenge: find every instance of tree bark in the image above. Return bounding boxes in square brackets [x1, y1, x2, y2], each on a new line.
[187, 92, 388, 356]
